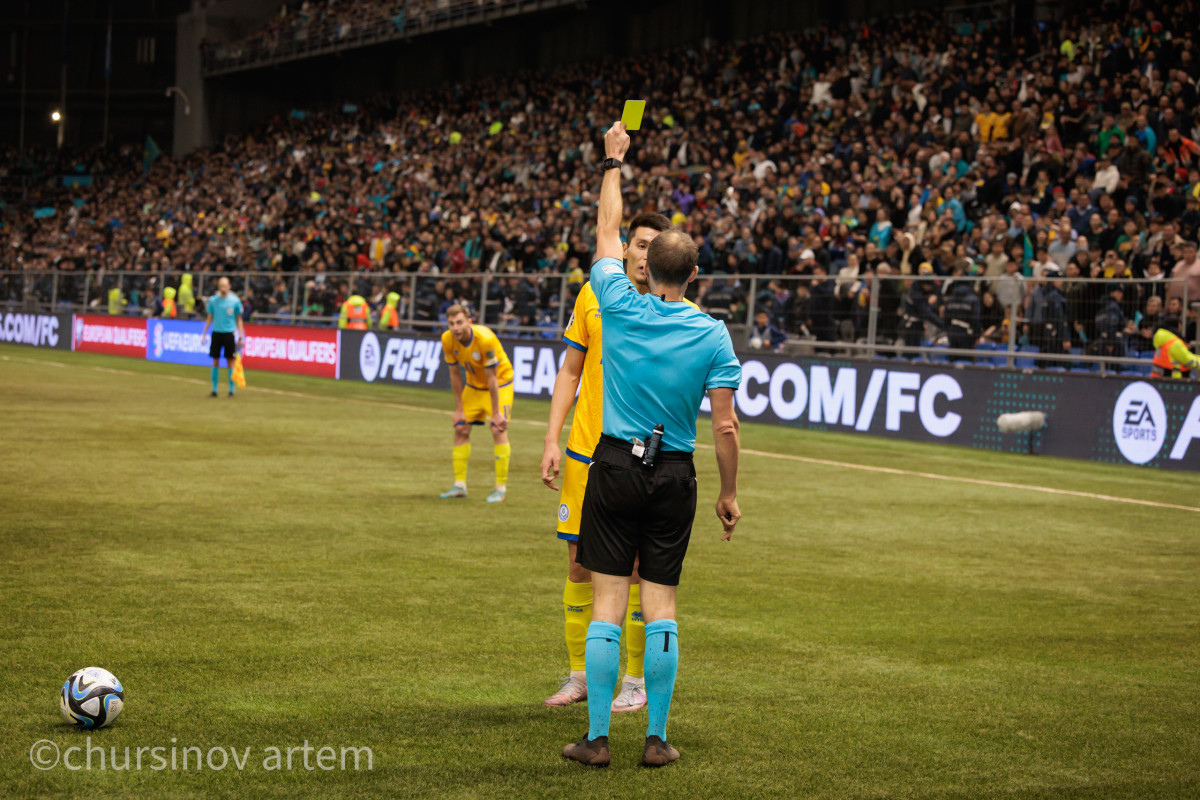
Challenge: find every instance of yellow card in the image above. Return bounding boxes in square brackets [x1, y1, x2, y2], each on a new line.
[621, 100, 646, 131]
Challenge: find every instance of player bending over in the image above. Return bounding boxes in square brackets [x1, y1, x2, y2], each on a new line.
[440, 305, 513, 503]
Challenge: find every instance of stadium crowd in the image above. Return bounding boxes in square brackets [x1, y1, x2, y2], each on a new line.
[203, 0, 506, 69]
[3, 0, 1200, 359]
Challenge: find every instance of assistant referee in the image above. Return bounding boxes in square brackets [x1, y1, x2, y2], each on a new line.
[561, 122, 742, 769]
[201, 276, 245, 398]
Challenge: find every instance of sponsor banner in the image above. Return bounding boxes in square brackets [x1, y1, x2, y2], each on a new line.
[242, 324, 337, 378]
[72, 314, 147, 358]
[339, 330, 567, 396]
[721, 355, 1200, 471]
[342, 332, 1200, 471]
[147, 318, 230, 367]
[0, 312, 72, 350]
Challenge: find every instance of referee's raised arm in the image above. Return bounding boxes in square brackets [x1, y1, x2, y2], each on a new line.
[594, 123, 629, 263]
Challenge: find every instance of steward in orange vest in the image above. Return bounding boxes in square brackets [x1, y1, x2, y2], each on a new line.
[161, 287, 178, 318]
[339, 295, 372, 330]
[1151, 328, 1199, 379]
[379, 291, 401, 330]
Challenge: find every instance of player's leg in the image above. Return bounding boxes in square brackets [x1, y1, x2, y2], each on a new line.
[612, 563, 646, 713]
[547, 457, 592, 707]
[210, 356, 220, 396]
[486, 385, 513, 503]
[441, 417, 472, 499]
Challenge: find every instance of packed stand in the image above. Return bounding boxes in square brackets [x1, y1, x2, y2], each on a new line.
[203, 0, 508, 70]
[3, 0, 1200, 362]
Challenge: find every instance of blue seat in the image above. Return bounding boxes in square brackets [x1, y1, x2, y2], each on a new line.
[1015, 345, 1039, 370]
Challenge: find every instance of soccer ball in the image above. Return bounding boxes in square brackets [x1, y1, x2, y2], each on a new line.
[749, 335, 764, 350]
[61, 667, 124, 729]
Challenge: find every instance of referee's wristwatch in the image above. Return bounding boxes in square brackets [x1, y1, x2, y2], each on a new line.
[600, 157, 623, 171]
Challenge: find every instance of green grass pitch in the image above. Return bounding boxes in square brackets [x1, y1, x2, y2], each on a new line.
[1, 342, 1198, 799]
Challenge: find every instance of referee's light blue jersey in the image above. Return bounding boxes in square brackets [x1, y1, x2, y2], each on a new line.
[208, 293, 243, 334]
[591, 257, 741, 453]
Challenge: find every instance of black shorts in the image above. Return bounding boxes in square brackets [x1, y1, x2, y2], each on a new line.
[576, 434, 697, 587]
[209, 331, 237, 360]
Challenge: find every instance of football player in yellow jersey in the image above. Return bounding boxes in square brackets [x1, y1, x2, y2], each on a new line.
[540, 212, 675, 710]
[439, 304, 514, 503]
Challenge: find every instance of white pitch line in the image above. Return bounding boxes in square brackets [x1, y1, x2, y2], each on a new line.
[692, 445, 1200, 514]
[4, 350, 1197, 513]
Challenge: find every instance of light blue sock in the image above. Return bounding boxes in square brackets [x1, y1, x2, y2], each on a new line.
[227, 367, 234, 394]
[644, 619, 679, 740]
[584, 621, 621, 740]
[211, 366, 219, 394]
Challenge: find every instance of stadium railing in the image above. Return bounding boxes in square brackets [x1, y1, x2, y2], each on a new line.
[1, 269, 1194, 378]
[203, 0, 581, 76]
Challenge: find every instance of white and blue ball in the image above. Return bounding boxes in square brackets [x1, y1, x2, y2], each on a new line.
[61, 667, 124, 729]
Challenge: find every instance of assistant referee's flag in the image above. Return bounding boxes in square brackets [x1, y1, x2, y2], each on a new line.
[231, 354, 246, 389]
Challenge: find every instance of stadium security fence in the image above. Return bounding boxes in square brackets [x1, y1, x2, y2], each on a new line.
[0, 269, 1195, 377]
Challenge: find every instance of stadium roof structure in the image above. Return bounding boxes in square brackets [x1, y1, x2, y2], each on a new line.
[203, 0, 582, 77]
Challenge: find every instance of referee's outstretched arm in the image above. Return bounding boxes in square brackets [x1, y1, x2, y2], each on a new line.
[709, 387, 741, 540]
[595, 123, 629, 262]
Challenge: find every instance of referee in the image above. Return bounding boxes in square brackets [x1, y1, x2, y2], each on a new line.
[201, 277, 245, 398]
[561, 122, 742, 769]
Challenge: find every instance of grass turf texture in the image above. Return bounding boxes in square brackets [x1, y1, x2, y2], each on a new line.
[1, 342, 1198, 800]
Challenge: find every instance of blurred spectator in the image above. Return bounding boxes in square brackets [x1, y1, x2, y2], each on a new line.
[748, 310, 786, 352]
[3, 0, 1199, 364]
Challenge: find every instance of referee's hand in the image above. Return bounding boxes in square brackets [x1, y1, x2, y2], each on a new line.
[716, 496, 740, 541]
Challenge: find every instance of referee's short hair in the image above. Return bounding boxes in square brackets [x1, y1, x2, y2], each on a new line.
[646, 229, 698, 288]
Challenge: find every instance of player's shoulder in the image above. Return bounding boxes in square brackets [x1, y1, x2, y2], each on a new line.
[577, 282, 599, 312]
[440, 329, 454, 346]
[473, 323, 502, 346]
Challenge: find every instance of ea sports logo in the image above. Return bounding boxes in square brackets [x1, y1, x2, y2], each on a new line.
[1112, 381, 1167, 465]
[359, 332, 381, 382]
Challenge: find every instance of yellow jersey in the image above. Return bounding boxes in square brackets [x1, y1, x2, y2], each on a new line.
[441, 324, 513, 390]
[562, 282, 698, 459]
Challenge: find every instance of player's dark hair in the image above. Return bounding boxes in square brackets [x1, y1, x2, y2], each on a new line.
[626, 212, 671, 241]
[646, 229, 698, 288]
